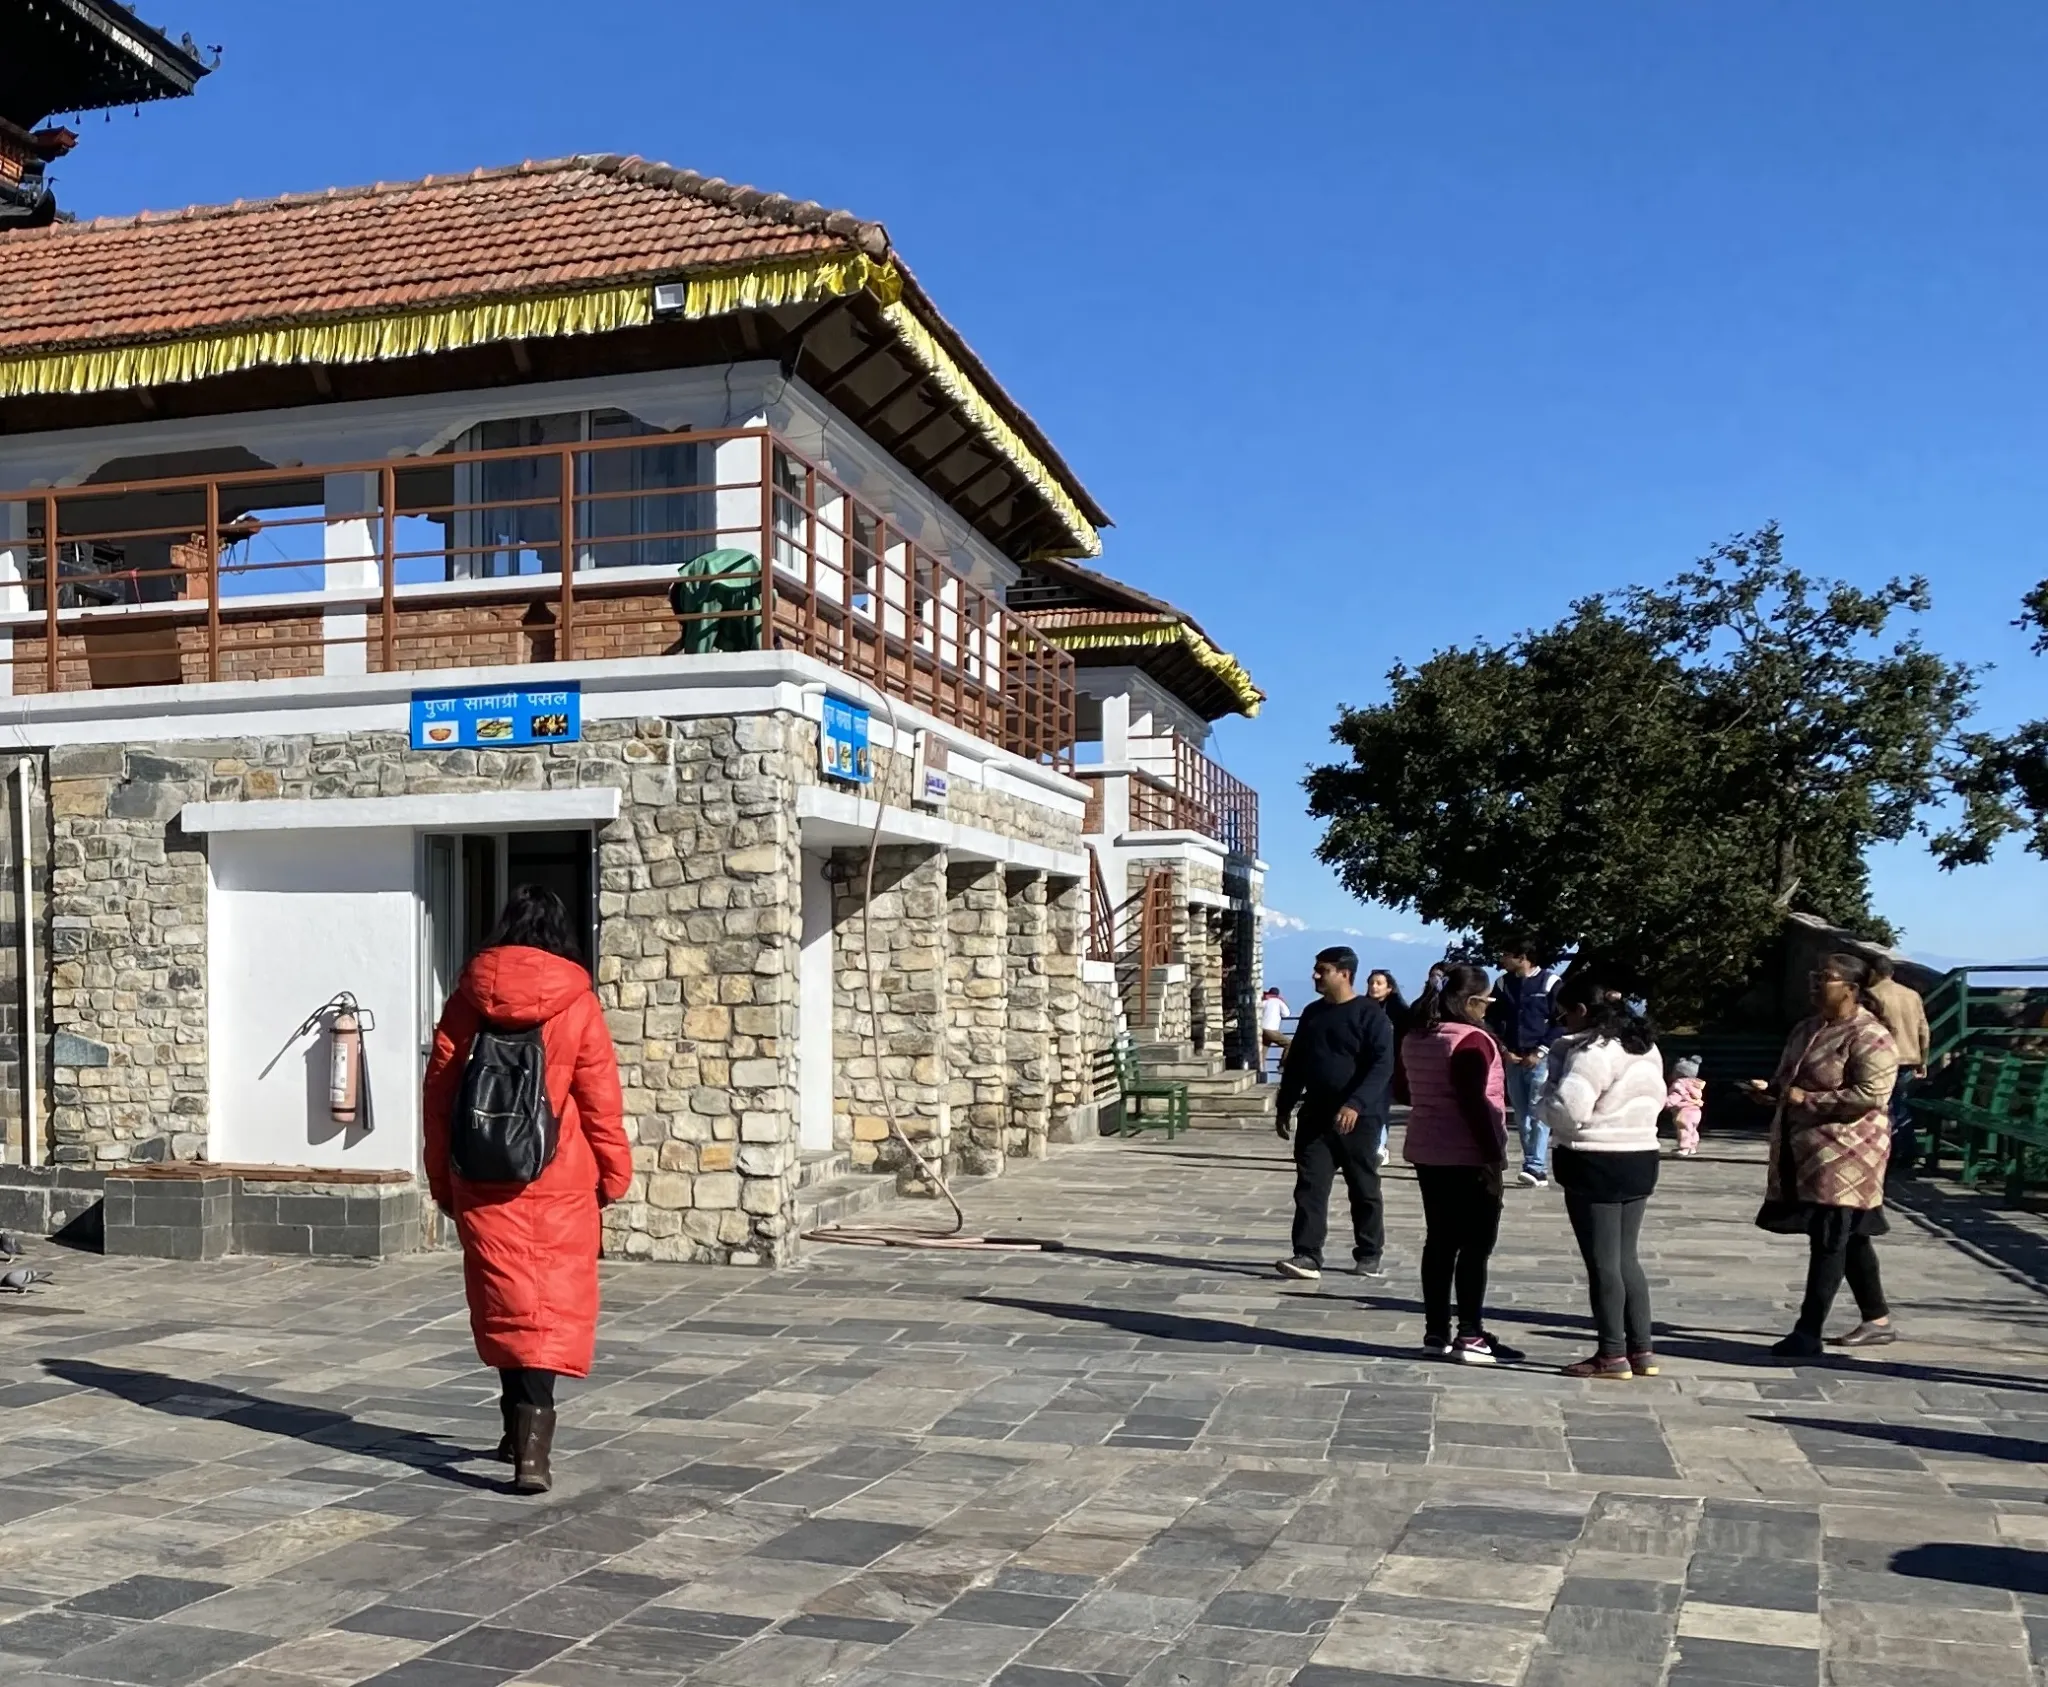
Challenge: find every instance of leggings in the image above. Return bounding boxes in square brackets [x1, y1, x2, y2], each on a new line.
[1796, 1232, 1887, 1338]
[1415, 1165, 1503, 1340]
[1564, 1191, 1653, 1357]
[499, 1368, 557, 1411]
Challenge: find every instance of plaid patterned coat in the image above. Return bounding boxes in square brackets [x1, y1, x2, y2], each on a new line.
[1767, 1009, 1899, 1211]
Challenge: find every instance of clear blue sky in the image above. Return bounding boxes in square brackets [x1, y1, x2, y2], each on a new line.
[57, 1, 2048, 961]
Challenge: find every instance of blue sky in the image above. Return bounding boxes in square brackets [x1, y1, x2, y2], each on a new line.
[56, 1, 2048, 960]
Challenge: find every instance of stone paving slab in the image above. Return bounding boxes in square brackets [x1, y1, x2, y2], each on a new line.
[1, 1124, 2046, 1685]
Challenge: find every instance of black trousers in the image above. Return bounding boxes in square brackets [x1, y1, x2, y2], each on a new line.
[1415, 1165, 1502, 1340]
[1564, 1191, 1654, 1357]
[1797, 1233, 1888, 1338]
[498, 1368, 557, 1411]
[1290, 1116, 1385, 1268]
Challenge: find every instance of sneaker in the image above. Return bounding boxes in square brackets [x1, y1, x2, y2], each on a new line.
[1454, 1332, 1525, 1365]
[1628, 1351, 1660, 1377]
[1516, 1169, 1550, 1188]
[1423, 1334, 1454, 1358]
[1275, 1257, 1321, 1281]
[1827, 1322, 1897, 1349]
[1376, 1145, 1390, 1166]
[1562, 1354, 1632, 1380]
[1352, 1255, 1389, 1280]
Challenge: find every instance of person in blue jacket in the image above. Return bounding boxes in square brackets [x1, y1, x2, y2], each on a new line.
[1488, 937, 1563, 1187]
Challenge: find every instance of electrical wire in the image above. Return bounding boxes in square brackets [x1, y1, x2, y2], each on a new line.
[801, 685, 1050, 1252]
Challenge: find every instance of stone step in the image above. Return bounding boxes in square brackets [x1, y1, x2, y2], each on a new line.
[795, 1170, 895, 1236]
[1188, 1091, 1276, 1115]
[796, 1149, 851, 1191]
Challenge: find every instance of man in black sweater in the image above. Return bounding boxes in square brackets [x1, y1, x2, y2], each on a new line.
[1274, 945, 1396, 1281]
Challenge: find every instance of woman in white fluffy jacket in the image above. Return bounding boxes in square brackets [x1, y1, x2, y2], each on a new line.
[1539, 975, 1668, 1380]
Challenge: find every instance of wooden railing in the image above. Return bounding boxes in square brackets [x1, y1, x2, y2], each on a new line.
[0, 426, 1075, 765]
[1071, 741, 1259, 856]
[1087, 847, 1116, 963]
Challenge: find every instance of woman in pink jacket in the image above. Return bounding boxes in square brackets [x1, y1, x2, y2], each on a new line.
[1399, 965, 1520, 1364]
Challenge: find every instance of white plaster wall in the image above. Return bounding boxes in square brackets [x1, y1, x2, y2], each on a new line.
[207, 828, 421, 1173]
[798, 850, 834, 1154]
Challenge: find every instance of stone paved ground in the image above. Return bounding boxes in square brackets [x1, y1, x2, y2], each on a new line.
[2, 1124, 2047, 1687]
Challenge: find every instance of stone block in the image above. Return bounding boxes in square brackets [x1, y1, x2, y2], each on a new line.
[694, 1172, 740, 1210]
[697, 1142, 735, 1172]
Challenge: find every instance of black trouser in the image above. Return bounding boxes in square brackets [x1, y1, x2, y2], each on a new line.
[1564, 1191, 1653, 1357]
[1796, 1232, 1887, 1338]
[499, 1368, 557, 1411]
[1415, 1165, 1502, 1340]
[1290, 1115, 1385, 1268]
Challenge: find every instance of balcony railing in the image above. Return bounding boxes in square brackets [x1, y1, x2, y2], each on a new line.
[1073, 738, 1259, 857]
[0, 427, 1075, 765]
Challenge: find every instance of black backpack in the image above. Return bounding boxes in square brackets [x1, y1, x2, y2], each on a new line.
[450, 1023, 560, 1184]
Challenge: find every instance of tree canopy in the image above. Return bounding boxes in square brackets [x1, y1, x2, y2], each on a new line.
[1306, 525, 1976, 1023]
[1937, 577, 2048, 868]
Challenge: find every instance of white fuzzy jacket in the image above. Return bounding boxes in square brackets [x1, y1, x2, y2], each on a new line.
[1538, 1034, 1666, 1154]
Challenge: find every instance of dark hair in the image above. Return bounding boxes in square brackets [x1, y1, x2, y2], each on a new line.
[1365, 968, 1411, 1022]
[1867, 952, 1896, 982]
[1416, 964, 1493, 1034]
[487, 883, 584, 963]
[1556, 972, 1655, 1056]
[1315, 945, 1358, 980]
[1498, 934, 1539, 962]
[1819, 951, 1882, 1015]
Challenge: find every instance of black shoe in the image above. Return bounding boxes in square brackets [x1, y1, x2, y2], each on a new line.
[493, 1400, 516, 1464]
[1423, 1333, 1454, 1358]
[1771, 1331, 1824, 1361]
[1352, 1255, 1388, 1280]
[1455, 1332, 1524, 1365]
[1275, 1256, 1321, 1281]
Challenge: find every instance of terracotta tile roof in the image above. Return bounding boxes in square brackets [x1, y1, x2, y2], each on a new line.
[0, 154, 890, 355]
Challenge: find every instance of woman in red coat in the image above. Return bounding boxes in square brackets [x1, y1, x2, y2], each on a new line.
[423, 885, 634, 1494]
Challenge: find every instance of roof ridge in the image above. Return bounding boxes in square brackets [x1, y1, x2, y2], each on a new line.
[36, 154, 892, 258]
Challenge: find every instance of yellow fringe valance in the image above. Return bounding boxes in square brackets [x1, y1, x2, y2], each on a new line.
[1039, 620, 1264, 718]
[0, 246, 1100, 560]
[879, 299, 1101, 560]
[0, 252, 889, 402]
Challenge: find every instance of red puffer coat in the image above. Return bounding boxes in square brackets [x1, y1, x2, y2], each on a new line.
[423, 946, 634, 1376]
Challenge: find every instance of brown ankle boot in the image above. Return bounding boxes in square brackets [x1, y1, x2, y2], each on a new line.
[493, 1400, 516, 1464]
[511, 1405, 555, 1494]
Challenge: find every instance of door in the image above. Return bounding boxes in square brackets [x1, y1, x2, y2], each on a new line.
[421, 829, 597, 1054]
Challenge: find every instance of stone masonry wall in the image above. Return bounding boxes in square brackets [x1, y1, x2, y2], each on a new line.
[42, 705, 1095, 1258]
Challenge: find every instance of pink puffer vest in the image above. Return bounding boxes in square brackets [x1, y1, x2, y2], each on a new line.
[1401, 1023, 1508, 1166]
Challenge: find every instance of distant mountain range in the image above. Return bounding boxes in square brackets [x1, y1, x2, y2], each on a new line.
[1259, 921, 2048, 1000]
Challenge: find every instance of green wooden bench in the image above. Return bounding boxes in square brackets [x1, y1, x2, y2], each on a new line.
[1106, 1035, 1190, 1139]
[1916, 1047, 2048, 1203]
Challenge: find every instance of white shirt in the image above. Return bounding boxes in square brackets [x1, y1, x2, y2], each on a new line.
[1260, 996, 1288, 1033]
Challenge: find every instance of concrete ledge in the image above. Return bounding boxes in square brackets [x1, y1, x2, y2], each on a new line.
[10, 1164, 425, 1260]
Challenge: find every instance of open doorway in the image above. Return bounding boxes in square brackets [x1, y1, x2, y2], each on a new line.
[421, 827, 596, 1049]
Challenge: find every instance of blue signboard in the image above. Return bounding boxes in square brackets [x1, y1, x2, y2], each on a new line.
[411, 684, 581, 750]
[820, 695, 872, 785]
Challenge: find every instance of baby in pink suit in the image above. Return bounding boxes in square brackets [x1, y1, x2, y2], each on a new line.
[1666, 1055, 1704, 1156]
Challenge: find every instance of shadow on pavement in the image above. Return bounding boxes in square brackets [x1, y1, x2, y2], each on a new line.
[1890, 1543, 2048, 1595]
[1887, 1177, 2048, 1297]
[42, 1358, 499, 1487]
[1761, 1414, 2048, 1465]
[976, 1293, 1532, 1367]
[1651, 1331, 2048, 1396]
[1037, 1243, 1290, 1280]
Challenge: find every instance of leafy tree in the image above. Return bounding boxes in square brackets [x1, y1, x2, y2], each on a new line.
[1307, 525, 1976, 1023]
[1936, 578, 2048, 866]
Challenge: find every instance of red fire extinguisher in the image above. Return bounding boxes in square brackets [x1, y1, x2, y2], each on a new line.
[329, 995, 364, 1126]
[288, 994, 377, 1130]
